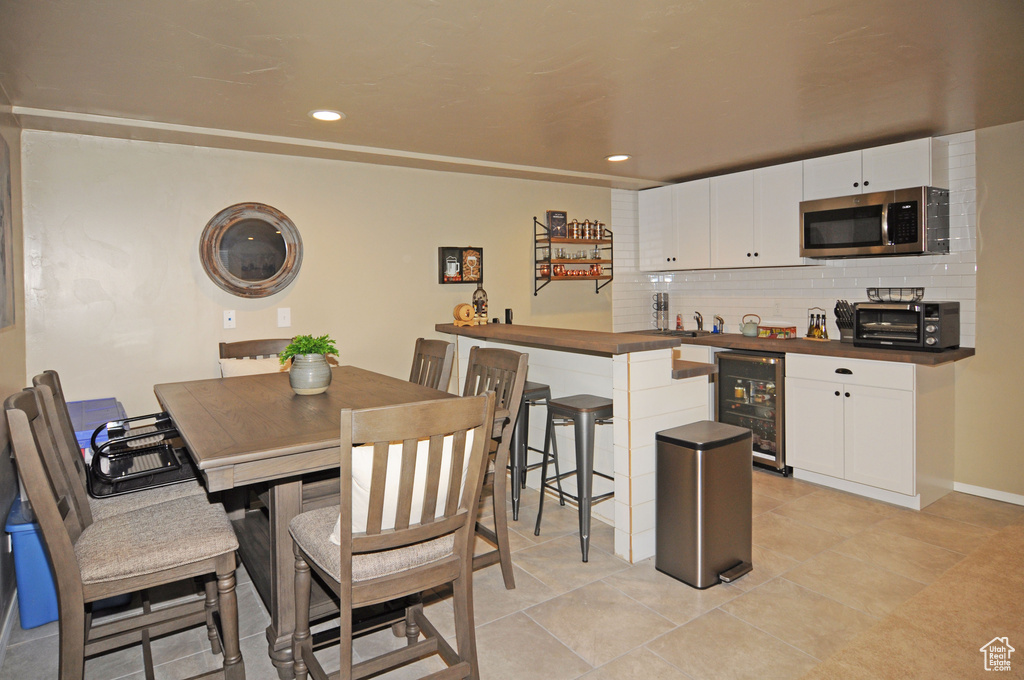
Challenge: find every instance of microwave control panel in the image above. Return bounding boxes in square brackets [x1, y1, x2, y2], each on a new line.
[887, 201, 919, 244]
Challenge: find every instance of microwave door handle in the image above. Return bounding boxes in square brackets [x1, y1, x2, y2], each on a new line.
[881, 201, 892, 245]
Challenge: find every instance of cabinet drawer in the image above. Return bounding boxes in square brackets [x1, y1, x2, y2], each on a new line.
[786, 353, 914, 391]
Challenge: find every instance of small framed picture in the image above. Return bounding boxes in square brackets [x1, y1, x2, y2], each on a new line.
[546, 210, 568, 238]
[438, 246, 483, 284]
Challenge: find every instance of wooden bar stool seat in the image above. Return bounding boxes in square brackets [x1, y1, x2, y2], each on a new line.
[534, 394, 614, 562]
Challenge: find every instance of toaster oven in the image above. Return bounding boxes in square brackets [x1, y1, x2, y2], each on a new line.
[853, 301, 960, 351]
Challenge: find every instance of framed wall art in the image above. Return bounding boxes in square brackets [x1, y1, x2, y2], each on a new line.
[438, 246, 483, 284]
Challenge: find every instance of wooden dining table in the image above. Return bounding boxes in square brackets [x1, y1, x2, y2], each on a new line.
[154, 366, 454, 679]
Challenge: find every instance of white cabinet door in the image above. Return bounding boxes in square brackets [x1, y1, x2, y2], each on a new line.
[670, 178, 711, 270]
[754, 161, 804, 267]
[861, 139, 934, 193]
[844, 385, 915, 495]
[785, 377, 846, 479]
[802, 150, 862, 201]
[710, 171, 754, 268]
[638, 185, 674, 271]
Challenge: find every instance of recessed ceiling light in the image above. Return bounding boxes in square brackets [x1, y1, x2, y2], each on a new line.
[310, 110, 345, 122]
[606, 154, 631, 162]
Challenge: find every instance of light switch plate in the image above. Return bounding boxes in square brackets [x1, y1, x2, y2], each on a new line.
[223, 310, 236, 329]
[277, 307, 291, 328]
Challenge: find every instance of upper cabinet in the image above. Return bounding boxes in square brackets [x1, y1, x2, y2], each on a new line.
[638, 179, 710, 271]
[710, 162, 804, 269]
[802, 138, 949, 201]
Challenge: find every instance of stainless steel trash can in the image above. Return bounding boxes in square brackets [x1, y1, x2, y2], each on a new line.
[655, 420, 753, 588]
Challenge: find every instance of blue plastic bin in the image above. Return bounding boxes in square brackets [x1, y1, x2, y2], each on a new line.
[5, 497, 59, 628]
[66, 398, 127, 451]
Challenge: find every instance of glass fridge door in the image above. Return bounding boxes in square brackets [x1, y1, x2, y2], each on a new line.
[715, 352, 785, 470]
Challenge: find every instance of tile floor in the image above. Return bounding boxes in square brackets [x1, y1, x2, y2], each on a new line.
[2, 472, 1022, 679]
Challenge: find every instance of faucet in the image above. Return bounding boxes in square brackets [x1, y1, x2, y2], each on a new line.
[713, 315, 725, 334]
[693, 311, 703, 331]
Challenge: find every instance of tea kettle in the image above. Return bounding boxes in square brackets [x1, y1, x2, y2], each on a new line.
[741, 314, 761, 337]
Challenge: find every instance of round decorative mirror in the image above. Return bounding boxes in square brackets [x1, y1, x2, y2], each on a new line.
[200, 202, 302, 298]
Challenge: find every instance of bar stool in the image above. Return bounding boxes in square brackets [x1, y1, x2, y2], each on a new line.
[508, 381, 564, 520]
[534, 394, 614, 562]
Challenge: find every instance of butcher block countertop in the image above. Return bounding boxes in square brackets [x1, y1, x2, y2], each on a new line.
[678, 333, 975, 366]
[436, 323, 680, 356]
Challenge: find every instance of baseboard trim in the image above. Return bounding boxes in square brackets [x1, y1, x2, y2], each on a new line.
[953, 482, 1024, 507]
[791, 469, 921, 510]
[0, 593, 15, 673]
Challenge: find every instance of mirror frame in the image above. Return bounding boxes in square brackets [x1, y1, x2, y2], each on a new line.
[199, 202, 303, 298]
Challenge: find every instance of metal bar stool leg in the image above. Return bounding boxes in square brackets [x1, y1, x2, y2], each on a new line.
[573, 411, 598, 562]
[510, 396, 528, 521]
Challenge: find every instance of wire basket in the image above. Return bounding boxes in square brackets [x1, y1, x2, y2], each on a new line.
[866, 287, 924, 303]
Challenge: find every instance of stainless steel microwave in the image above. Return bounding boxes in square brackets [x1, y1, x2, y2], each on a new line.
[799, 186, 949, 258]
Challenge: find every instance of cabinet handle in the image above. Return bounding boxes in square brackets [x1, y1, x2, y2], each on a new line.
[835, 391, 840, 397]
[746, 252, 751, 257]
[853, 182, 859, 188]
[753, 252, 759, 257]
[863, 180, 869, 187]
[835, 368, 853, 375]
[845, 392, 851, 398]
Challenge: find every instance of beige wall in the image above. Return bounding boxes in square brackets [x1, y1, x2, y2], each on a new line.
[955, 120, 1024, 497]
[21, 132, 612, 414]
[0, 122, 25, 400]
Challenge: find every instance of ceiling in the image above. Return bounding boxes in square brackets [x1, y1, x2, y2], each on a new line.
[2, 0, 1024, 189]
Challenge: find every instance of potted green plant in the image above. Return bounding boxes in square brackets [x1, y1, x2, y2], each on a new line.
[280, 334, 339, 395]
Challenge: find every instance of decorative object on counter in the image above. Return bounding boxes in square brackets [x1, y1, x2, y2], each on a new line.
[756, 324, 797, 339]
[694, 311, 704, 332]
[280, 334, 338, 395]
[505, 308, 513, 324]
[834, 300, 855, 343]
[546, 210, 568, 238]
[453, 303, 474, 327]
[676, 314, 684, 330]
[712, 315, 725, 334]
[866, 286, 925, 303]
[437, 246, 483, 284]
[805, 307, 829, 340]
[472, 282, 488, 324]
[740, 314, 761, 337]
[653, 293, 669, 331]
[534, 216, 613, 295]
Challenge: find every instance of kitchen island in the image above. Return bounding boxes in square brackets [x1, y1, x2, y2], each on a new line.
[437, 323, 714, 562]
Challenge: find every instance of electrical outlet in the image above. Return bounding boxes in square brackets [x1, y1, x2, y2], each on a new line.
[773, 302, 782, 316]
[277, 307, 291, 328]
[223, 310, 236, 329]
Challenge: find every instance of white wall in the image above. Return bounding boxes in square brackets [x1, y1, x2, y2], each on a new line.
[21, 132, 613, 414]
[612, 133, 978, 347]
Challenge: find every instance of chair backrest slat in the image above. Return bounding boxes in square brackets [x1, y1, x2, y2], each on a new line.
[364, 442, 390, 535]
[33, 372, 88, 483]
[419, 434, 444, 522]
[444, 430, 468, 516]
[393, 439, 418, 531]
[409, 338, 455, 391]
[32, 376, 95, 526]
[219, 338, 292, 359]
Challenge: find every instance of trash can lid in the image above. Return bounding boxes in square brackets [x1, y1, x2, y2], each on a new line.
[656, 420, 751, 450]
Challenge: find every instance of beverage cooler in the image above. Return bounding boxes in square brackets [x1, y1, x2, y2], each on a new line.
[715, 351, 788, 474]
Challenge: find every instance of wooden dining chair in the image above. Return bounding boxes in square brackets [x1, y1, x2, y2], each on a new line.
[32, 371, 206, 521]
[4, 388, 245, 680]
[462, 346, 528, 590]
[289, 392, 496, 680]
[409, 337, 455, 391]
[218, 338, 293, 376]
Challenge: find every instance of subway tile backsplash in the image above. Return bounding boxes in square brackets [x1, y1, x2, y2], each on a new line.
[611, 132, 977, 348]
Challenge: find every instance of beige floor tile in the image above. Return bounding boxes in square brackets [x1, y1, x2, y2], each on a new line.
[461, 563, 559, 625]
[751, 470, 818, 502]
[646, 609, 818, 680]
[580, 648, 692, 680]
[603, 559, 742, 625]
[771, 490, 894, 537]
[784, 551, 925, 618]
[873, 508, 996, 554]
[921, 491, 1024, 529]
[525, 581, 675, 667]
[520, 498, 589, 540]
[512, 534, 630, 593]
[475, 612, 593, 680]
[752, 491, 785, 516]
[752, 512, 845, 562]
[721, 578, 877, 661]
[831, 527, 965, 584]
[725, 544, 800, 592]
